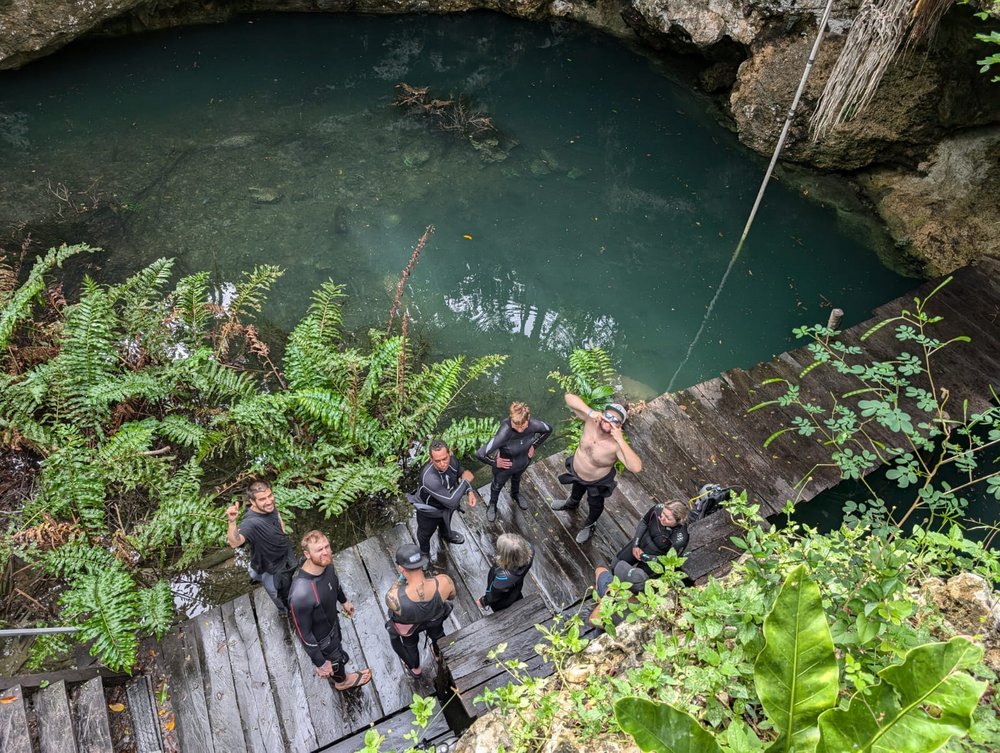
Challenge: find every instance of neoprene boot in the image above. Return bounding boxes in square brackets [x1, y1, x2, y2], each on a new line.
[550, 497, 581, 511]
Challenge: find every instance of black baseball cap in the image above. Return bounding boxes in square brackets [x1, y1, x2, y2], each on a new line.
[396, 544, 428, 570]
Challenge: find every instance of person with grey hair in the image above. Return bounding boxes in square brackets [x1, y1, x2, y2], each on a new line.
[612, 499, 690, 576]
[476, 533, 535, 612]
[551, 393, 643, 544]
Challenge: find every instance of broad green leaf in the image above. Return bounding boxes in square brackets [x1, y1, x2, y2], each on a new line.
[816, 637, 985, 753]
[614, 697, 722, 753]
[754, 565, 838, 753]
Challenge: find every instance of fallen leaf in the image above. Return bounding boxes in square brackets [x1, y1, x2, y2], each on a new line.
[109, 703, 126, 712]
[164, 716, 176, 731]
[0, 695, 18, 704]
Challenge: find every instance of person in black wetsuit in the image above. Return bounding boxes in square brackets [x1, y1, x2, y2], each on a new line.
[226, 481, 299, 613]
[407, 439, 476, 560]
[289, 531, 372, 690]
[476, 401, 552, 522]
[476, 533, 534, 612]
[612, 499, 690, 576]
[384, 544, 456, 678]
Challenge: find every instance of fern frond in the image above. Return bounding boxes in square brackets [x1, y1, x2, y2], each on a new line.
[360, 332, 404, 407]
[224, 265, 284, 320]
[137, 580, 174, 638]
[441, 416, 501, 460]
[36, 537, 119, 579]
[283, 281, 346, 390]
[0, 243, 98, 351]
[141, 459, 223, 565]
[306, 280, 346, 341]
[37, 432, 105, 531]
[170, 272, 213, 342]
[60, 565, 141, 672]
[315, 460, 401, 517]
[156, 414, 209, 450]
[107, 257, 175, 308]
[98, 419, 169, 491]
[465, 353, 508, 382]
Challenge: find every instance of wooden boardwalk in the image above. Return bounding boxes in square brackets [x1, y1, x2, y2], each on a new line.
[8, 258, 997, 752]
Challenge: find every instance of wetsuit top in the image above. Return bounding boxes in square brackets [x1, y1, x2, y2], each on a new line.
[633, 505, 689, 559]
[475, 418, 553, 473]
[391, 576, 451, 626]
[289, 565, 348, 667]
[481, 544, 535, 610]
[238, 509, 295, 575]
[415, 456, 470, 512]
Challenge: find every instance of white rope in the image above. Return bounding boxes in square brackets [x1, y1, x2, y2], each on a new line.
[666, 0, 838, 392]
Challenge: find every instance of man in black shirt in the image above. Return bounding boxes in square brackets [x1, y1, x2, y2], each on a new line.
[226, 481, 298, 613]
[289, 531, 372, 690]
[476, 401, 552, 521]
[407, 440, 477, 561]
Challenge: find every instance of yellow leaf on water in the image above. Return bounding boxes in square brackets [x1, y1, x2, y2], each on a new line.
[462, 234, 473, 240]
[108, 703, 126, 712]
[0, 695, 18, 704]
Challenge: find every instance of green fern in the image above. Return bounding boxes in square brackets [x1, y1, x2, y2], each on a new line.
[36, 431, 105, 531]
[60, 565, 141, 673]
[36, 538, 120, 579]
[137, 580, 174, 638]
[27, 632, 73, 671]
[170, 272, 213, 343]
[315, 460, 401, 516]
[441, 416, 501, 460]
[548, 347, 616, 408]
[225, 265, 284, 320]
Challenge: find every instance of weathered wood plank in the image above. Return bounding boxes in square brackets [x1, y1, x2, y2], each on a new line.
[0, 667, 125, 693]
[125, 676, 163, 753]
[160, 626, 215, 753]
[0, 684, 32, 753]
[193, 608, 248, 753]
[72, 677, 113, 753]
[427, 508, 507, 614]
[222, 595, 284, 753]
[443, 595, 549, 679]
[322, 702, 454, 753]
[250, 588, 319, 753]
[35, 680, 78, 753]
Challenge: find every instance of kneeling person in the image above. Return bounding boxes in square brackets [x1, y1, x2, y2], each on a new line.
[385, 544, 455, 678]
[289, 531, 372, 691]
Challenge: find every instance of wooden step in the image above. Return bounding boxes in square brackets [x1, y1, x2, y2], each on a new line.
[71, 677, 113, 753]
[34, 680, 78, 753]
[193, 608, 248, 752]
[0, 684, 32, 753]
[125, 676, 163, 753]
[160, 627, 216, 753]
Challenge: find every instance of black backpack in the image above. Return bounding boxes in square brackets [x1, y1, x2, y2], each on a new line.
[689, 483, 733, 524]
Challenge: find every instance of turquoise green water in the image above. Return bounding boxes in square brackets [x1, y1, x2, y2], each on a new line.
[0, 12, 911, 424]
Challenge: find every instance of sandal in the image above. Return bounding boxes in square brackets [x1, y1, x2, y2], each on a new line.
[334, 667, 372, 691]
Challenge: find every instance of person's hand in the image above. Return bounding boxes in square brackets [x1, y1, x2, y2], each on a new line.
[467, 490, 477, 507]
[609, 423, 625, 442]
[527, 446, 535, 459]
[315, 660, 333, 678]
[226, 502, 241, 523]
[342, 601, 355, 618]
[632, 546, 644, 561]
[495, 455, 513, 469]
[462, 469, 474, 482]
[589, 409, 603, 425]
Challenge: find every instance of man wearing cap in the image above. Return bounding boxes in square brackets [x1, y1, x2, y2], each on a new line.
[407, 439, 477, 561]
[384, 544, 456, 678]
[551, 393, 642, 544]
[288, 530, 372, 691]
[588, 561, 649, 629]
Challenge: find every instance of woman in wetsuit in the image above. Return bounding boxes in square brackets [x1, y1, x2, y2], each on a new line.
[476, 401, 552, 522]
[385, 544, 455, 678]
[476, 533, 534, 612]
[613, 499, 690, 576]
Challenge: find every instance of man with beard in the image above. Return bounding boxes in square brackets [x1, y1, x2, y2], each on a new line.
[289, 530, 372, 691]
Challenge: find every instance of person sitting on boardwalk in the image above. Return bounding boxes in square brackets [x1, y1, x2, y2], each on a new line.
[385, 544, 456, 679]
[226, 481, 299, 613]
[588, 561, 649, 629]
[550, 394, 643, 544]
[476, 533, 535, 612]
[289, 531, 372, 691]
[475, 401, 552, 522]
[612, 499, 689, 576]
[407, 439, 476, 561]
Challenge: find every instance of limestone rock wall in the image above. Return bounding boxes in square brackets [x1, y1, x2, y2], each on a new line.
[1, 0, 998, 273]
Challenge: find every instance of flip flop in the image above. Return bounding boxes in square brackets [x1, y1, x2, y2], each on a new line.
[334, 667, 372, 691]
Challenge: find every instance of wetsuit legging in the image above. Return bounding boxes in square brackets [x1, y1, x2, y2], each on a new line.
[475, 417, 552, 505]
[411, 457, 471, 556]
[289, 565, 349, 682]
[558, 455, 618, 528]
[613, 504, 689, 576]
[386, 577, 451, 670]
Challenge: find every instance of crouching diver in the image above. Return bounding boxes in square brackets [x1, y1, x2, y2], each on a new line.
[475, 401, 552, 521]
[385, 544, 456, 678]
[407, 439, 477, 561]
[476, 532, 535, 612]
[612, 499, 689, 576]
[551, 393, 642, 544]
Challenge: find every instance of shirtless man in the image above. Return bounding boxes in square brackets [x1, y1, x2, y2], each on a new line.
[551, 394, 642, 543]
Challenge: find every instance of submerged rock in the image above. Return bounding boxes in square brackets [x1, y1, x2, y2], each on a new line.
[248, 186, 282, 204]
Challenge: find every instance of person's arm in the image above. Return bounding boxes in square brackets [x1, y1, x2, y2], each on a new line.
[564, 393, 598, 422]
[530, 418, 553, 448]
[226, 503, 246, 548]
[610, 425, 642, 473]
[437, 574, 457, 601]
[385, 586, 401, 617]
[670, 526, 690, 557]
[475, 422, 511, 466]
[420, 464, 472, 508]
[633, 507, 653, 547]
[289, 591, 326, 668]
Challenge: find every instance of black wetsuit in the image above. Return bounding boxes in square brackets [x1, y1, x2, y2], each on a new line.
[289, 565, 350, 682]
[408, 457, 471, 556]
[238, 509, 298, 609]
[558, 455, 618, 528]
[385, 576, 452, 670]
[480, 544, 535, 612]
[476, 418, 552, 505]
[613, 504, 689, 576]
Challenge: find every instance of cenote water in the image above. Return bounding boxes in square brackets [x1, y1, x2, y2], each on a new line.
[0, 12, 913, 427]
